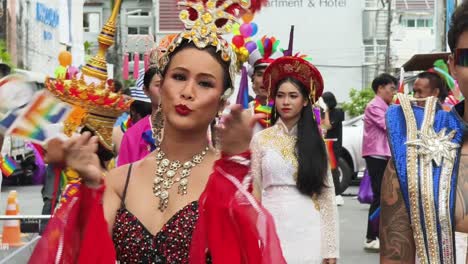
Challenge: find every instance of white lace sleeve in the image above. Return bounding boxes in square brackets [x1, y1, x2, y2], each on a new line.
[250, 134, 262, 199]
[318, 169, 339, 259]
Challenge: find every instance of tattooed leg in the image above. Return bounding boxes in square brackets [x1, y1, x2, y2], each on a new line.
[380, 160, 416, 264]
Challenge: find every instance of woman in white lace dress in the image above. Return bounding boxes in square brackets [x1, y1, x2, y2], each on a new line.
[251, 56, 339, 263]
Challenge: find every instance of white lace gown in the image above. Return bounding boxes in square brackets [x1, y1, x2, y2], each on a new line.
[251, 120, 339, 263]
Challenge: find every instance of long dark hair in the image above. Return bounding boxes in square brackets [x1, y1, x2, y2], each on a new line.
[271, 77, 328, 196]
[143, 67, 162, 91]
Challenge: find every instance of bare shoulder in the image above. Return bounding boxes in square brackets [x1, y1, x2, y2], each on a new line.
[455, 144, 468, 232]
[106, 163, 132, 198]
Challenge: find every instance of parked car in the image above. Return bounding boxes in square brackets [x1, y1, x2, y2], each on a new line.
[334, 114, 366, 193]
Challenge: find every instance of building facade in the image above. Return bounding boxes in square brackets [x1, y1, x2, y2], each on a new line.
[3, 0, 83, 77]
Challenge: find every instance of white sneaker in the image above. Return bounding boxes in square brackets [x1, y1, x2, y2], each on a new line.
[335, 195, 344, 206]
[364, 238, 380, 251]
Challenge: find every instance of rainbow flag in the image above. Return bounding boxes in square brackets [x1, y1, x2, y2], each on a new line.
[8, 91, 72, 143]
[236, 66, 250, 109]
[1, 155, 18, 177]
[120, 116, 132, 133]
[253, 100, 273, 127]
[325, 140, 337, 170]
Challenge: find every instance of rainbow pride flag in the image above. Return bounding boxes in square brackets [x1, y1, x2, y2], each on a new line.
[120, 116, 132, 133]
[325, 139, 337, 170]
[8, 91, 72, 143]
[1, 155, 18, 177]
[253, 100, 273, 127]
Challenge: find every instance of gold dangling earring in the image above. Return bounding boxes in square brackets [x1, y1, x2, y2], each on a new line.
[152, 104, 164, 144]
[213, 109, 223, 150]
[310, 79, 316, 105]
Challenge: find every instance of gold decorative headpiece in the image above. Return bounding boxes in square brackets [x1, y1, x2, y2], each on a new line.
[45, 0, 131, 152]
[158, 0, 266, 90]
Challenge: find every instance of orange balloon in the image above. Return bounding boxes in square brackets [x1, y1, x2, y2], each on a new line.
[58, 51, 72, 67]
[242, 12, 254, 23]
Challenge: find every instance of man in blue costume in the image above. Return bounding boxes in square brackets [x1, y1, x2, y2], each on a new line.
[381, 3, 468, 264]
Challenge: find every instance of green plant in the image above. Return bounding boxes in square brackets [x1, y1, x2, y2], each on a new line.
[84, 41, 93, 55]
[0, 40, 13, 67]
[83, 41, 94, 63]
[342, 88, 375, 117]
[124, 78, 136, 88]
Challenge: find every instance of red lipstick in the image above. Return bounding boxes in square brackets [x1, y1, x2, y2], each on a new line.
[175, 104, 192, 116]
[281, 108, 291, 113]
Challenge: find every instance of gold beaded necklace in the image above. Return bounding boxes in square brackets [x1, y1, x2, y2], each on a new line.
[152, 146, 209, 211]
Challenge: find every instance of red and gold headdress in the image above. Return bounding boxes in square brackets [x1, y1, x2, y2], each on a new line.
[263, 55, 324, 103]
[158, 0, 267, 91]
[45, 0, 131, 151]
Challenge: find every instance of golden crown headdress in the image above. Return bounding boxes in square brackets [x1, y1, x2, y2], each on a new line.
[158, 0, 267, 90]
[45, 0, 131, 151]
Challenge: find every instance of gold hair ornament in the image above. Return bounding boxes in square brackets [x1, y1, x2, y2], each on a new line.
[158, 0, 265, 90]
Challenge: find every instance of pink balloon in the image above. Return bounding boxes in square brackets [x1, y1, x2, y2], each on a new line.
[240, 24, 253, 38]
[67, 66, 79, 79]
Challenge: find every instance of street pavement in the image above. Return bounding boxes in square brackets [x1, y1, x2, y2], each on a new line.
[0, 185, 379, 263]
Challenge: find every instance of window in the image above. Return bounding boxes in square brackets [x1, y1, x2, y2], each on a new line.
[402, 17, 433, 28]
[126, 9, 151, 16]
[139, 27, 149, 35]
[128, 27, 138, 35]
[83, 13, 100, 33]
[417, 19, 425, 27]
[426, 19, 433, 27]
[128, 26, 150, 35]
[128, 53, 144, 61]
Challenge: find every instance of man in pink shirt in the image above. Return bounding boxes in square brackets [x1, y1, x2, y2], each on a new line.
[117, 67, 161, 166]
[362, 73, 398, 251]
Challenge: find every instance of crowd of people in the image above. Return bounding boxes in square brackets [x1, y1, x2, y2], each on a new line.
[0, 0, 466, 263]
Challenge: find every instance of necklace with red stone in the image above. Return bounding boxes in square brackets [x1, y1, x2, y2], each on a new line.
[152, 146, 209, 211]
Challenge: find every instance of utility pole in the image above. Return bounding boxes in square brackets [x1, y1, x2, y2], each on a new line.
[434, 0, 447, 51]
[384, 0, 392, 73]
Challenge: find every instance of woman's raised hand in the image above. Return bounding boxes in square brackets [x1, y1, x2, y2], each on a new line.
[217, 104, 265, 156]
[63, 132, 103, 187]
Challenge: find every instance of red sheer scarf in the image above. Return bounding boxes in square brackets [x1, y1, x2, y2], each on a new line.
[29, 182, 116, 264]
[30, 152, 285, 263]
[190, 152, 286, 263]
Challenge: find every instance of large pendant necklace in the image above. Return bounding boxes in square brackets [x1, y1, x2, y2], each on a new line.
[152, 146, 209, 211]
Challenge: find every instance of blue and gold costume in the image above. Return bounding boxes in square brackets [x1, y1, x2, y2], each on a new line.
[387, 95, 464, 263]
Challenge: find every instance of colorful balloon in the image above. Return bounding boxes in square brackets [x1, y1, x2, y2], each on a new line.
[250, 23, 258, 36]
[240, 24, 253, 38]
[232, 35, 245, 48]
[67, 66, 79, 79]
[58, 51, 72, 67]
[242, 12, 254, 23]
[54, 65, 67, 79]
[245, 41, 257, 53]
[232, 23, 241, 35]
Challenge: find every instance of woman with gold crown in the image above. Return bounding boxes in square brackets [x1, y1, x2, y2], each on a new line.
[251, 55, 339, 263]
[29, 0, 286, 263]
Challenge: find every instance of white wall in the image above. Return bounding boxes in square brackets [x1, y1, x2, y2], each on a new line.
[22, 0, 66, 76]
[237, 0, 365, 103]
[392, 26, 435, 67]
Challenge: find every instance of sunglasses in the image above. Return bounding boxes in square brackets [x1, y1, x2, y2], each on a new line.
[455, 48, 468, 67]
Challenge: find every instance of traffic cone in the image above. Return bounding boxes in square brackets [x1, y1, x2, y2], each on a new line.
[1, 190, 23, 246]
